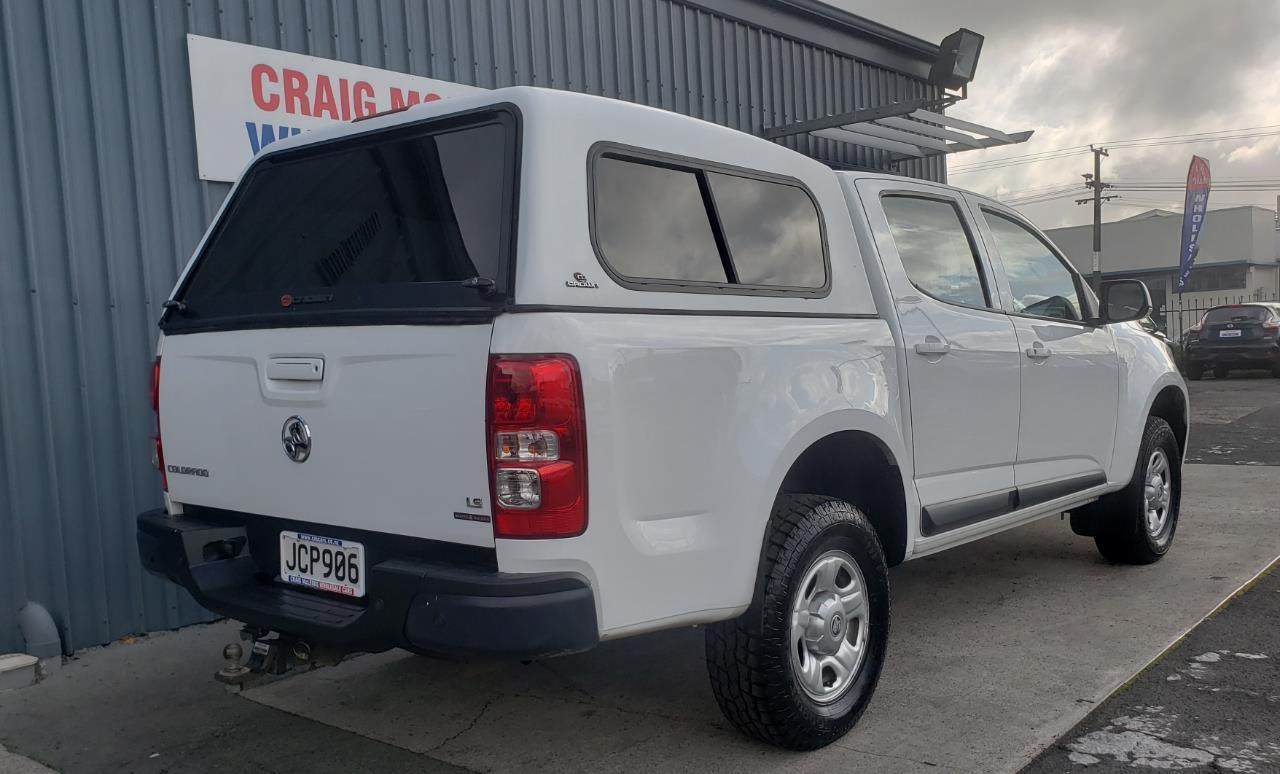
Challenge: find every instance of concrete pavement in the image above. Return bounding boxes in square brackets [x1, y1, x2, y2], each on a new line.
[4, 378, 1277, 773]
[238, 464, 1278, 773]
[0, 621, 464, 774]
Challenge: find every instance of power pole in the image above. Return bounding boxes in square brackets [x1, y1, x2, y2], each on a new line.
[1076, 145, 1118, 293]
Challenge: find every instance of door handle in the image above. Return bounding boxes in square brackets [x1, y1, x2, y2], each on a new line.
[914, 338, 951, 356]
[1025, 344, 1052, 360]
[267, 357, 325, 381]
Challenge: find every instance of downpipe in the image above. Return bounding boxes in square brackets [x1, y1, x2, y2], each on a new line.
[16, 602, 63, 658]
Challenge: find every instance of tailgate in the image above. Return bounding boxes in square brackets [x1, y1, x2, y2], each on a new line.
[159, 325, 495, 546]
[151, 106, 520, 548]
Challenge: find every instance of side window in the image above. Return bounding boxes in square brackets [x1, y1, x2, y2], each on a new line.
[881, 195, 989, 308]
[593, 156, 728, 283]
[591, 152, 828, 292]
[983, 211, 1083, 322]
[706, 172, 825, 288]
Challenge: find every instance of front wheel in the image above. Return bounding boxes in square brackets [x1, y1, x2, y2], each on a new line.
[1087, 416, 1182, 564]
[705, 495, 890, 750]
[1214, 365, 1230, 379]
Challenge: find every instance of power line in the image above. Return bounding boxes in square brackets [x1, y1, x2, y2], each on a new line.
[950, 150, 1092, 174]
[1002, 183, 1085, 201]
[1004, 190, 1082, 206]
[949, 124, 1280, 175]
[1112, 184, 1280, 191]
[995, 181, 1089, 199]
[1100, 122, 1280, 146]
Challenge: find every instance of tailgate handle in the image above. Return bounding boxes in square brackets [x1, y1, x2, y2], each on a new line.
[267, 357, 325, 382]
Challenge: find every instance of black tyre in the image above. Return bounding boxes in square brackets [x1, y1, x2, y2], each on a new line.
[1185, 363, 1203, 381]
[1271, 361, 1280, 378]
[1082, 417, 1181, 564]
[1214, 365, 1230, 379]
[705, 495, 890, 750]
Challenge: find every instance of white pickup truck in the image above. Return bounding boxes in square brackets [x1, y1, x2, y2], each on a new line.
[138, 87, 1188, 749]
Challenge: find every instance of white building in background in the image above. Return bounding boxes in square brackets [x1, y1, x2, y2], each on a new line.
[1046, 206, 1280, 333]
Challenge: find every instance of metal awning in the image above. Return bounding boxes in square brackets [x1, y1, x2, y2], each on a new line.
[763, 97, 1033, 165]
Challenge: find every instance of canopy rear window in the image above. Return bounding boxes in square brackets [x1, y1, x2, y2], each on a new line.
[163, 108, 518, 333]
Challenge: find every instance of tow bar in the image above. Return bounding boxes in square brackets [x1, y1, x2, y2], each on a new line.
[215, 627, 341, 687]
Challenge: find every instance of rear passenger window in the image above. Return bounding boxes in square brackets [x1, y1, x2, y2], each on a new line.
[591, 152, 826, 293]
[881, 195, 989, 308]
[707, 172, 824, 288]
[593, 157, 728, 283]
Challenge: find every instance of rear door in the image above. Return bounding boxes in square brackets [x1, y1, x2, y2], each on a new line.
[974, 205, 1118, 499]
[157, 108, 520, 547]
[859, 181, 1022, 535]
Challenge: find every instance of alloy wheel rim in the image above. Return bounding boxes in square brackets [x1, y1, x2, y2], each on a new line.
[1144, 447, 1172, 537]
[788, 549, 870, 704]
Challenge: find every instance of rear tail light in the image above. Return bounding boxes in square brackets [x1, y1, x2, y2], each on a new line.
[1188, 314, 1205, 338]
[486, 355, 587, 538]
[150, 357, 167, 492]
[1263, 320, 1279, 333]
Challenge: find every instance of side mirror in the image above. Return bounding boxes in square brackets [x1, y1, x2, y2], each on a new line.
[1101, 279, 1152, 324]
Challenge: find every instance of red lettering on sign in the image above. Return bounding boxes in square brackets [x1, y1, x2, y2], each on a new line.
[313, 74, 339, 120]
[282, 68, 311, 116]
[390, 87, 422, 110]
[353, 81, 376, 118]
[338, 77, 351, 121]
[251, 64, 280, 111]
[424, 92, 441, 102]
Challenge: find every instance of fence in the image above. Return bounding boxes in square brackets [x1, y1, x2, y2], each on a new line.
[1158, 292, 1280, 343]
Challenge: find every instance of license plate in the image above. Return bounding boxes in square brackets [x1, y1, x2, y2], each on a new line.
[1219, 329, 1243, 338]
[279, 531, 366, 598]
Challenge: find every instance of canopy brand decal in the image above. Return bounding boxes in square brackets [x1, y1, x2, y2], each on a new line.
[186, 34, 481, 182]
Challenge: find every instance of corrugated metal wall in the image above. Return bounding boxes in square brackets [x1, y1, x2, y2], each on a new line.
[0, 0, 939, 653]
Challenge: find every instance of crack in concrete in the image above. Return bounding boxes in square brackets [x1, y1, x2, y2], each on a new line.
[505, 689, 702, 727]
[427, 698, 498, 754]
[833, 742, 965, 771]
[533, 659, 597, 703]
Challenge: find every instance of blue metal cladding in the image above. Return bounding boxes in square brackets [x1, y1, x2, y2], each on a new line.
[0, 0, 940, 653]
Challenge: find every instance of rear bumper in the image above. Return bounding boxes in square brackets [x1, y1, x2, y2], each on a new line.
[136, 509, 598, 659]
[1185, 341, 1280, 367]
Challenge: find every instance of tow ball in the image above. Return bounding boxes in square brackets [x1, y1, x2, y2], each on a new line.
[214, 628, 321, 686]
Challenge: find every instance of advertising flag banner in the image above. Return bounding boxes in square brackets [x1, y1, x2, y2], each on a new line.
[1177, 156, 1212, 291]
[187, 35, 481, 182]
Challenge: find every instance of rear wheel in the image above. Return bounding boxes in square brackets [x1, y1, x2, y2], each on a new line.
[1214, 365, 1230, 379]
[705, 495, 890, 750]
[1081, 416, 1181, 565]
[1185, 363, 1203, 381]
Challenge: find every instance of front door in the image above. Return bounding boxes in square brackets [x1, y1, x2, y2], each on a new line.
[862, 184, 1023, 535]
[976, 207, 1119, 502]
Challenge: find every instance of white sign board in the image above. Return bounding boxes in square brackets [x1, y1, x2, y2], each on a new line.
[186, 34, 482, 182]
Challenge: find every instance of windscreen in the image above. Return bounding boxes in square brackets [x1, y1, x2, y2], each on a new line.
[164, 111, 515, 332]
[1203, 306, 1269, 324]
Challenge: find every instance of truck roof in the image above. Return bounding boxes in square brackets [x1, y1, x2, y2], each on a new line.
[247, 85, 992, 208]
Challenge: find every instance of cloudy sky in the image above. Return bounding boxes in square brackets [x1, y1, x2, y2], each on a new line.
[838, 0, 1280, 228]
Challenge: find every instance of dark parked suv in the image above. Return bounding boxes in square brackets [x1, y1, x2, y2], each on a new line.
[1183, 303, 1280, 379]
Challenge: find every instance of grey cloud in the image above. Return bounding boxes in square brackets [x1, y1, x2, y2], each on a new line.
[835, 1, 1280, 226]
